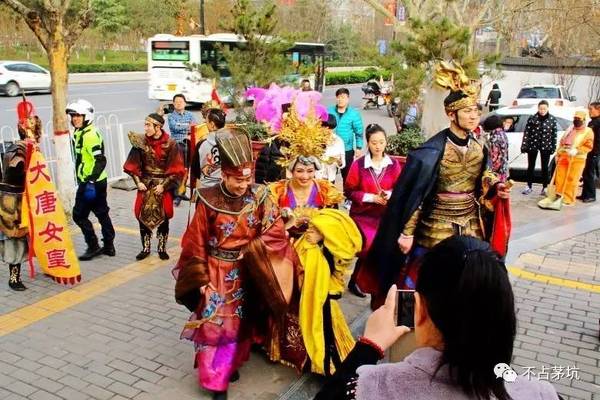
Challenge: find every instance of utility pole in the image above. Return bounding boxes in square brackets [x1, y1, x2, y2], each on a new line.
[200, 0, 206, 34]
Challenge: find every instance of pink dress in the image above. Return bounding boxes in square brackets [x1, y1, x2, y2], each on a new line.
[344, 155, 402, 293]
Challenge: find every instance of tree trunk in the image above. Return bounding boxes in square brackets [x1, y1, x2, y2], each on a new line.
[47, 41, 76, 213]
[421, 84, 448, 138]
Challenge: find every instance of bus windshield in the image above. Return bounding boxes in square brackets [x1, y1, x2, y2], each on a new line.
[151, 41, 190, 61]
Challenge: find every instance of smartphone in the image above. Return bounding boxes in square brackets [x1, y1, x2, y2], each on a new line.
[396, 289, 415, 329]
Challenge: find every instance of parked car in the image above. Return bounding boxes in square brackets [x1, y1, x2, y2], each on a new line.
[512, 84, 576, 107]
[486, 105, 579, 179]
[0, 61, 51, 97]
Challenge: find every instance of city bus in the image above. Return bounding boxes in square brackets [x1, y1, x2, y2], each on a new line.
[147, 33, 326, 104]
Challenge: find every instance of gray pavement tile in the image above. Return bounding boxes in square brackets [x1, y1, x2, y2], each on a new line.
[6, 380, 38, 397]
[56, 386, 90, 400]
[108, 369, 139, 385]
[132, 367, 163, 384]
[553, 382, 593, 400]
[83, 372, 114, 389]
[106, 381, 141, 398]
[30, 376, 64, 393]
[58, 374, 89, 391]
[29, 389, 63, 400]
[81, 383, 115, 400]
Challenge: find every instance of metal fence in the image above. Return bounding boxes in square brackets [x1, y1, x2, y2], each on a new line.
[0, 114, 132, 186]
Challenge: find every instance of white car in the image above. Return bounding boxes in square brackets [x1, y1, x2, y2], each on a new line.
[487, 105, 579, 178]
[0, 61, 51, 97]
[512, 84, 576, 107]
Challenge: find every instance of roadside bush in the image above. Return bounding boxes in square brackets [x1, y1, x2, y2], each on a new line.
[386, 126, 425, 156]
[325, 69, 391, 85]
[67, 63, 147, 73]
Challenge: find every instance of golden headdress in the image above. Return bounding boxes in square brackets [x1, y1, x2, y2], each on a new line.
[277, 102, 333, 170]
[434, 61, 480, 112]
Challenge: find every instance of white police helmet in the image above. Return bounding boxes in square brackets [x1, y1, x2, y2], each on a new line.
[65, 99, 95, 124]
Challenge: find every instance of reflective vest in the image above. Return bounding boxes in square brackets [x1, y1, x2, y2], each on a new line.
[73, 124, 107, 183]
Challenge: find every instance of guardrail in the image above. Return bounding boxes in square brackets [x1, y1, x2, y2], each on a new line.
[0, 114, 132, 187]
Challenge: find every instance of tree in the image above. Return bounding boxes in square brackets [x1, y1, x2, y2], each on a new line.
[92, 0, 128, 62]
[191, 0, 292, 110]
[0, 0, 94, 209]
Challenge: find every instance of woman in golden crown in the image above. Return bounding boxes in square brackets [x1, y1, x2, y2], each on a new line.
[366, 61, 512, 308]
[269, 104, 362, 376]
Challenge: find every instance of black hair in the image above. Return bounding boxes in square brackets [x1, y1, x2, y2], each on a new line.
[301, 79, 310, 84]
[147, 112, 165, 127]
[492, 83, 499, 90]
[538, 100, 549, 107]
[444, 91, 468, 108]
[173, 94, 187, 103]
[416, 236, 516, 400]
[322, 113, 337, 129]
[335, 88, 350, 97]
[365, 123, 386, 142]
[590, 101, 600, 108]
[282, 103, 291, 113]
[482, 115, 503, 132]
[206, 109, 226, 129]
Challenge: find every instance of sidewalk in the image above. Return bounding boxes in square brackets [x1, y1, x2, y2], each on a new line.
[1, 183, 599, 400]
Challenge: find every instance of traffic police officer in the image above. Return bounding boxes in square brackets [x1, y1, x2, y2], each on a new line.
[66, 99, 116, 260]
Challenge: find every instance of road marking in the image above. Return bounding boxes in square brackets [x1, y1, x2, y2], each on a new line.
[508, 266, 600, 293]
[0, 245, 181, 337]
[92, 223, 183, 239]
[0, 224, 184, 336]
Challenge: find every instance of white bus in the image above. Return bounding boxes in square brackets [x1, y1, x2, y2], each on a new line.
[147, 33, 326, 104]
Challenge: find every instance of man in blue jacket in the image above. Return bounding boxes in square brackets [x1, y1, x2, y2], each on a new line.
[328, 87, 364, 180]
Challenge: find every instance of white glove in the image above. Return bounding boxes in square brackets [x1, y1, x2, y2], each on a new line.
[568, 148, 578, 157]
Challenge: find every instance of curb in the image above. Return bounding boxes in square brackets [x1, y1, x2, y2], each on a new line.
[69, 71, 148, 85]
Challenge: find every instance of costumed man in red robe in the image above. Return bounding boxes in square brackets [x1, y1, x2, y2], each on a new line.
[366, 61, 512, 309]
[173, 133, 306, 400]
[123, 113, 185, 260]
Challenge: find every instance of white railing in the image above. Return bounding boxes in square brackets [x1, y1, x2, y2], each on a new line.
[0, 114, 131, 186]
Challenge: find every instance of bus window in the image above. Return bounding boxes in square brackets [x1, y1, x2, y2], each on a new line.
[151, 41, 190, 61]
[200, 41, 232, 77]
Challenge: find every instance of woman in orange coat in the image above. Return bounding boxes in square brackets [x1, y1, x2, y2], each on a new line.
[554, 110, 595, 205]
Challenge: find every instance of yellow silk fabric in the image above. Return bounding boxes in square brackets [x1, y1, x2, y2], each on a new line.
[295, 208, 362, 375]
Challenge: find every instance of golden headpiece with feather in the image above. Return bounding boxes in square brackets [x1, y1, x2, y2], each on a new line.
[277, 102, 333, 170]
[434, 61, 480, 112]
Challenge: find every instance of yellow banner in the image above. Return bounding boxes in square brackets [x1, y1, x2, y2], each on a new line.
[23, 144, 81, 285]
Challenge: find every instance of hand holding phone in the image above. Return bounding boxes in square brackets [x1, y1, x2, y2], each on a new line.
[395, 289, 416, 329]
[363, 285, 411, 352]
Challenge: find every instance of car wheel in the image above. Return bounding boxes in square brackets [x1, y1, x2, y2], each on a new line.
[5, 81, 20, 97]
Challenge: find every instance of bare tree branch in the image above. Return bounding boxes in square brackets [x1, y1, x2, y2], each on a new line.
[65, 0, 93, 48]
[0, 0, 50, 48]
[0, 0, 30, 15]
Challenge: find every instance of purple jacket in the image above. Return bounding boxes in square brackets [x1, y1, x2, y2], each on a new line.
[357, 347, 559, 400]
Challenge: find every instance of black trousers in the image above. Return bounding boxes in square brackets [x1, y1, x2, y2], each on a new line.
[526, 150, 552, 188]
[73, 179, 116, 247]
[581, 154, 598, 200]
[139, 220, 169, 237]
[341, 150, 355, 181]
